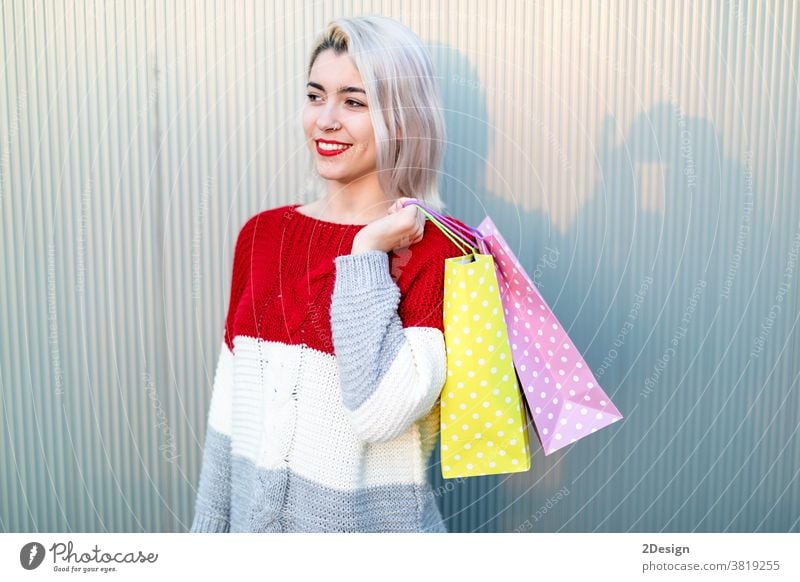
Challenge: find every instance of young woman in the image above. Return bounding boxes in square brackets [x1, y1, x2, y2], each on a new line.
[190, 15, 466, 533]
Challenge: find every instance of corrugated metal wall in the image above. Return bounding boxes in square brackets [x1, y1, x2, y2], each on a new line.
[1, 0, 798, 532]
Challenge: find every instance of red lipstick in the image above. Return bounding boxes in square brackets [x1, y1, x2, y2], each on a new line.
[316, 138, 353, 157]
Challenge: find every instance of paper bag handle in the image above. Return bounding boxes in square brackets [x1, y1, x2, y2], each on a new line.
[401, 200, 483, 256]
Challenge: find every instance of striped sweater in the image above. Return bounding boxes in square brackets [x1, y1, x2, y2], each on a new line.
[190, 203, 465, 532]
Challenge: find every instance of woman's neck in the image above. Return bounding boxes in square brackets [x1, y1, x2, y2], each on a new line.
[314, 180, 394, 223]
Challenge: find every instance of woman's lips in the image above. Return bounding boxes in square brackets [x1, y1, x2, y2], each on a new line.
[316, 140, 353, 157]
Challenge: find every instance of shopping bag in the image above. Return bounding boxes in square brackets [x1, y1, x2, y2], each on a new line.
[407, 203, 532, 479]
[439, 252, 532, 478]
[476, 216, 623, 455]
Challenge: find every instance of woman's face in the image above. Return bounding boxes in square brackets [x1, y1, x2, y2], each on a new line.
[303, 49, 378, 188]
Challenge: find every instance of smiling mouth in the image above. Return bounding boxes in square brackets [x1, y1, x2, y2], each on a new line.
[316, 140, 353, 157]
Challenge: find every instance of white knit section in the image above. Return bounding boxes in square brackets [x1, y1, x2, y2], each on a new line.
[348, 327, 447, 444]
[207, 340, 233, 436]
[229, 335, 437, 490]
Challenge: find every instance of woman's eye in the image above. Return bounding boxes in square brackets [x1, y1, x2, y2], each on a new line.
[306, 94, 363, 108]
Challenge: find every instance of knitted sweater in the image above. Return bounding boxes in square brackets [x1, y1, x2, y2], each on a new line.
[190, 203, 466, 533]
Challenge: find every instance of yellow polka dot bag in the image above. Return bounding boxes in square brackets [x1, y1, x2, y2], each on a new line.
[404, 202, 532, 479]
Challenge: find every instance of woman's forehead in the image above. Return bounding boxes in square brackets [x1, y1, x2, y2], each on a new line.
[309, 50, 362, 84]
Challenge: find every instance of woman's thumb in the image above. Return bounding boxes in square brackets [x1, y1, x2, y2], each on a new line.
[387, 197, 410, 214]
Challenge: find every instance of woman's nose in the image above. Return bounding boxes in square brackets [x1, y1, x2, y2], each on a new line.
[315, 103, 339, 131]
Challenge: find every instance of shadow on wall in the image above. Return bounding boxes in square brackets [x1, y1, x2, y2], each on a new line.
[425, 43, 798, 533]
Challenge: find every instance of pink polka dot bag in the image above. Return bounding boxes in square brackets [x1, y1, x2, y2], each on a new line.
[475, 216, 623, 455]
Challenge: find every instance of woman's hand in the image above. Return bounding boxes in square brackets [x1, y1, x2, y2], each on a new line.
[351, 197, 426, 254]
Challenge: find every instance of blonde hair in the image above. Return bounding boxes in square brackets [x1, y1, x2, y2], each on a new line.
[304, 15, 447, 211]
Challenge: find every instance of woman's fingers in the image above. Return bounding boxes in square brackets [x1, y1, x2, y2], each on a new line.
[388, 196, 410, 214]
[389, 196, 419, 214]
[382, 197, 426, 250]
[387, 198, 404, 214]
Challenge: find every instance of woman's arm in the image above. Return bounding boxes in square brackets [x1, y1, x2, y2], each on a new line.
[190, 340, 233, 532]
[190, 213, 261, 532]
[330, 249, 447, 443]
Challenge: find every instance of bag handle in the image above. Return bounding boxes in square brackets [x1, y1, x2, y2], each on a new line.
[401, 199, 483, 256]
[402, 200, 483, 243]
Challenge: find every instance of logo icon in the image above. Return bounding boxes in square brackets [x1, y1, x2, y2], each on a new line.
[20, 542, 46, 570]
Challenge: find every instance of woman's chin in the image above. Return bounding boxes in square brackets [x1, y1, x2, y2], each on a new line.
[315, 163, 352, 181]
[316, 168, 342, 182]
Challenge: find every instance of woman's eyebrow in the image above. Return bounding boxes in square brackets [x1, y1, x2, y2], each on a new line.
[306, 81, 366, 95]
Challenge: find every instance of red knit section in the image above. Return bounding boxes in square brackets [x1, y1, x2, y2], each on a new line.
[223, 204, 468, 355]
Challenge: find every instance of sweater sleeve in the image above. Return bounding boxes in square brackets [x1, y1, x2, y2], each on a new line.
[190, 214, 259, 532]
[190, 339, 234, 533]
[330, 248, 450, 444]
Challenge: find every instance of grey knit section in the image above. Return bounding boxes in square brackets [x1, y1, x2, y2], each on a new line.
[191, 433, 448, 532]
[330, 250, 407, 410]
[190, 426, 231, 533]
[231, 455, 287, 533]
[420, 488, 448, 533]
[230, 454, 447, 533]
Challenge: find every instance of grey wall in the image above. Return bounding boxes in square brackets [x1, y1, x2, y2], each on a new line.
[1, 0, 798, 532]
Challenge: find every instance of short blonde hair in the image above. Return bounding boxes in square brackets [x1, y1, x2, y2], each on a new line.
[305, 15, 446, 211]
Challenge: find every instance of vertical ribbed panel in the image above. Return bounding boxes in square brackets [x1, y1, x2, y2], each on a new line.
[1, 0, 797, 532]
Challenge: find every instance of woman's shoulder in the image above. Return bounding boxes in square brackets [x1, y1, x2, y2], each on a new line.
[228, 205, 296, 271]
[234, 204, 296, 240]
